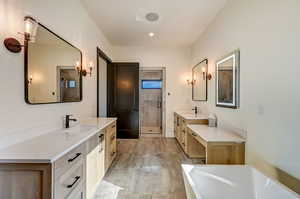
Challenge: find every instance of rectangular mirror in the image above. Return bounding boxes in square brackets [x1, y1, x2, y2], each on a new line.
[216, 49, 240, 108]
[25, 23, 82, 104]
[192, 59, 208, 101]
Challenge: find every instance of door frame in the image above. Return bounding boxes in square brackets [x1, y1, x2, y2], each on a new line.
[96, 47, 112, 117]
[139, 67, 166, 137]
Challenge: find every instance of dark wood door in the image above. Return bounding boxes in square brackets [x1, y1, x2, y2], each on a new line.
[107, 62, 139, 139]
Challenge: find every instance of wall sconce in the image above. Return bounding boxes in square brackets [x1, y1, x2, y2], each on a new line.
[202, 67, 206, 80]
[3, 16, 38, 53]
[187, 79, 196, 86]
[201, 67, 212, 81]
[76, 61, 82, 74]
[28, 75, 33, 85]
[86, 61, 93, 77]
[76, 61, 93, 77]
[207, 73, 212, 80]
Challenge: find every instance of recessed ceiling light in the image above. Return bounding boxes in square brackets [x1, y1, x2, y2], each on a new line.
[145, 12, 159, 22]
[149, 32, 155, 37]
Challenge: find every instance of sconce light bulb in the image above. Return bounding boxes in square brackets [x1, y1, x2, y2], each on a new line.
[25, 22, 31, 34]
[89, 61, 93, 68]
[202, 67, 206, 73]
[24, 16, 38, 42]
[89, 62, 93, 77]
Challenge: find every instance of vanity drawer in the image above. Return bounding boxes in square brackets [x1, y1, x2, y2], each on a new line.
[66, 181, 84, 199]
[107, 121, 116, 134]
[110, 141, 117, 159]
[86, 131, 104, 154]
[54, 143, 85, 179]
[189, 130, 207, 147]
[54, 162, 83, 199]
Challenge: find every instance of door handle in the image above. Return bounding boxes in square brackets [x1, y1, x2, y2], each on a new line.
[157, 101, 162, 108]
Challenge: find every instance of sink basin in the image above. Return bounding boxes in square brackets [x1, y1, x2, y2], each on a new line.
[182, 164, 300, 199]
[176, 111, 208, 120]
[63, 125, 96, 135]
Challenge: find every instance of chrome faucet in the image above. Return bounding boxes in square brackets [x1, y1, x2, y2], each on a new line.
[192, 106, 198, 115]
[65, 115, 77, 128]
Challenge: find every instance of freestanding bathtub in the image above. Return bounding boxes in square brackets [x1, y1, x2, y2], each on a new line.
[182, 164, 300, 199]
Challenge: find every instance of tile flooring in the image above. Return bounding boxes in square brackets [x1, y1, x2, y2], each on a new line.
[93, 137, 203, 199]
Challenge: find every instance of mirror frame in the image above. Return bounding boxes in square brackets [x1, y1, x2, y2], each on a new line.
[192, 59, 208, 101]
[24, 22, 83, 105]
[215, 49, 240, 109]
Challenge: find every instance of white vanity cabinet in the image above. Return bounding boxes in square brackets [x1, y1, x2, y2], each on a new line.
[86, 131, 105, 199]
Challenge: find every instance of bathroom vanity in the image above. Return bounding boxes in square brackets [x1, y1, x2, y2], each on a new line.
[174, 112, 208, 156]
[187, 124, 245, 164]
[0, 118, 117, 199]
[174, 112, 245, 164]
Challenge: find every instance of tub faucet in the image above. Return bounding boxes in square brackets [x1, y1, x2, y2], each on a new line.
[65, 115, 77, 128]
[192, 106, 198, 115]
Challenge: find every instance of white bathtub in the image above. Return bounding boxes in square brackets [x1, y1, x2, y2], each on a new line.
[182, 164, 300, 199]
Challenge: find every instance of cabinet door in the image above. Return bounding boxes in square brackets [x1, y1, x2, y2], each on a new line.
[0, 164, 51, 199]
[86, 133, 105, 199]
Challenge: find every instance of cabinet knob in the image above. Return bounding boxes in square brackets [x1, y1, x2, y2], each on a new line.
[99, 134, 104, 142]
[111, 135, 116, 141]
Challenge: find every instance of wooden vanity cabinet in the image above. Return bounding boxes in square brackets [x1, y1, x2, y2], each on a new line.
[105, 121, 117, 171]
[0, 163, 52, 199]
[174, 113, 208, 157]
[0, 121, 118, 199]
[187, 128, 245, 164]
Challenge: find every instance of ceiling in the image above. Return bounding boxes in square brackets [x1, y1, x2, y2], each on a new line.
[81, 0, 227, 47]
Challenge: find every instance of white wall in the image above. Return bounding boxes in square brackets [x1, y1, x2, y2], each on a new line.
[113, 46, 192, 137]
[190, 0, 300, 190]
[0, 0, 113, 148]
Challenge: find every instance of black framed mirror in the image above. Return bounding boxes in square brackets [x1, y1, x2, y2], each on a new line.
[192, 59, 208, 101]
[216, 49, 240, 108]
[25, 22, 82, 104]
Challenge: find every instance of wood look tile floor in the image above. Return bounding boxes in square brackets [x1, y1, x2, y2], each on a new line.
[93, 138, 203, 199]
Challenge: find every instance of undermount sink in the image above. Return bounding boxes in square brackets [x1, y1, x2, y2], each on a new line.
[176, 111, 208, 120]
[63, 125, 96, 135]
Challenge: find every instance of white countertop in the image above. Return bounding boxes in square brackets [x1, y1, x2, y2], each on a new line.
[187, 124, 245, 143]
[0, 118, 116, 163]
[175, 111, 208, 120]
